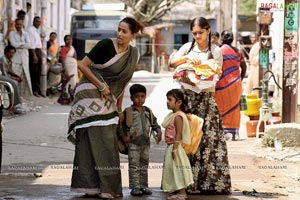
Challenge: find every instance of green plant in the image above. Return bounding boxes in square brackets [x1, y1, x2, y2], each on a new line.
[262, 135, 275, 147]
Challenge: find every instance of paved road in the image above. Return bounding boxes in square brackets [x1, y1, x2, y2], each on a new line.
[0, 71, 299, 200]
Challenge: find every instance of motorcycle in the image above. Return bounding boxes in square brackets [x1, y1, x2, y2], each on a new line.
[0, 80, 14, 173]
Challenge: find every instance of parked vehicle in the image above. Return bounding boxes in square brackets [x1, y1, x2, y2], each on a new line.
[0, 80, 14, 173]
[70, 10, 129, 60]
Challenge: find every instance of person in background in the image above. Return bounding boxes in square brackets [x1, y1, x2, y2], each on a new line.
[24, 2, 32, 30]
[169, 17, 231, 195]
[27, 16, 43, 97]
[0, 45, 24, 114]
[249, 32, 258, 45]
[4, 10, 26, 45]
[215, 30, 247, 141]
[17, 10, 26, 22]
[57, 35, 78, 105]
[68, 17, 143, 199]
[47, 32, 59, 64]
[121, 84, 162, 196]
[9, 18, 33, 97]
[211, 31, 221, 46]
[245, 32, 260, 94]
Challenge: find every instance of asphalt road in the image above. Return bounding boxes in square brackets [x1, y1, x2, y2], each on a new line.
[0, 71, 299, 200]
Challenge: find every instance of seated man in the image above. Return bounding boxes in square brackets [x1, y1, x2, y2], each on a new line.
[0, 45, 23, 114]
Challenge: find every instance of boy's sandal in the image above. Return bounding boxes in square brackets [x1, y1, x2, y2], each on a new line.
[98, 193, 114, 199]
[167, 194, 187, 200]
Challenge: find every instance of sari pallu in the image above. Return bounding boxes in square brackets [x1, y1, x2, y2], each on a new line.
[68, 46, 138, 133]
[215, 45, 243, 135]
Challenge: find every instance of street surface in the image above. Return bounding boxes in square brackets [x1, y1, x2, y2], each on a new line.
[0, 71, 299, 200]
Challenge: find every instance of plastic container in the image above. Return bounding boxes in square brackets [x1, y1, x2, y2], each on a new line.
[246, 112, 282, 137]
[246, 120, 264, 137]
[244, 94, 262, 116]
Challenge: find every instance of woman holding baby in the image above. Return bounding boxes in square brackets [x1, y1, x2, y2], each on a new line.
[168, 17, 231, 195]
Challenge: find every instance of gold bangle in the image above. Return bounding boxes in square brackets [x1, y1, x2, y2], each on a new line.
[117, 110, 123, 114]
[97, 84, 107, 92]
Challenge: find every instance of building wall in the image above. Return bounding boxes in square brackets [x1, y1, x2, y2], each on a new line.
[0, 0, 71, 57]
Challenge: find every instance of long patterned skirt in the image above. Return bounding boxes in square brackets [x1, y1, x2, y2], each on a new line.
[184, 90, 231, 194]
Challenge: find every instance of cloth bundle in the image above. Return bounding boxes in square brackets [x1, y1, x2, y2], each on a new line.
[173, 59, 222, 93]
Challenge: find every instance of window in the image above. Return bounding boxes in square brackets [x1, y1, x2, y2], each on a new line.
[174, 34, 189, 50]
[71, 15, 123, 30]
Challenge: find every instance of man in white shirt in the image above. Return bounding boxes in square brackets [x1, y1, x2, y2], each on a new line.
[9, 18, 33, 97]
[27, 16, 43, 97]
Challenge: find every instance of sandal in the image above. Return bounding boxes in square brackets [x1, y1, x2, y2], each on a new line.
[99, 193, 114, 199]
[140, 187, 152, 195]
[130, 188, 143, 196]
[186, 189, 201, 195]
[167, 194, 187, 200]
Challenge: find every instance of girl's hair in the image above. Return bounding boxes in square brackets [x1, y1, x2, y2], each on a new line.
[166, 89, 190, 113]
[120, 17, 144, 34]
[187, 17, 213, 59]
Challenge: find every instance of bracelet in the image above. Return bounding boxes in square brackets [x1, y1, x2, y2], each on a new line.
[97, 84, 107, 92]
[117, 110, 123, 114]
[174, 140, 180, 143]
[172, 149, 177, 152]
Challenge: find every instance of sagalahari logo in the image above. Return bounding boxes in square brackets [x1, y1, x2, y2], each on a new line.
[260, 2, 298, 11]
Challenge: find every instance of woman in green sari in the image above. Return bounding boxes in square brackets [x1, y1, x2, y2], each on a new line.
[68, 17, 143, 199]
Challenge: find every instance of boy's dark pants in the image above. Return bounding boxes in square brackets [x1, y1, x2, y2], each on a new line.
[128, 143, 150, 189]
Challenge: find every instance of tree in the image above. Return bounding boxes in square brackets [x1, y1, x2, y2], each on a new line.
[238, 0, 256, 16]
[119, 0, 190, 25]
